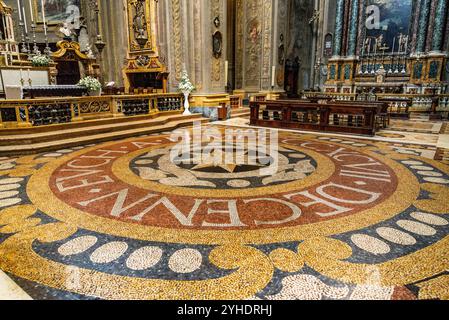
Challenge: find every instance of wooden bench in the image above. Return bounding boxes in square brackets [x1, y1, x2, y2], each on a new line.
[250, 100, 383, 136]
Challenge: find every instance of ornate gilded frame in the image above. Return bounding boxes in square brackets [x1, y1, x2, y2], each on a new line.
[126, 0, 157, 53]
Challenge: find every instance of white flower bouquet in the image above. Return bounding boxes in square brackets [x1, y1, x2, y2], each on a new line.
[178, 70, 195, 94]
[31, 54, 51, 67]
[78, 76, 102, 92]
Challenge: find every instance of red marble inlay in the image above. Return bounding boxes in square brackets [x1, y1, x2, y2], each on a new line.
[49, 137, 398, 230]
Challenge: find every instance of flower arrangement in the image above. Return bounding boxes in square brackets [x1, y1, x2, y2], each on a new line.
[31, 54, 51, 67]
[178, 70, 195, 94]
[78, 76, 102, 92]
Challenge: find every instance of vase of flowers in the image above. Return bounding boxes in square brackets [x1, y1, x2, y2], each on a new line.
[78, 76, 102, 96]
[178, 69, 195, 115]
[31, 54, 51, 67]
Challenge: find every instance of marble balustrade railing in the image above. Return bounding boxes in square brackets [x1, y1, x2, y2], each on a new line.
[0, 93, 184, 128]
[303, 92, 448, 112]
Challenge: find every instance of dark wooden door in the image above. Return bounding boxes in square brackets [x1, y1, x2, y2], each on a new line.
[56, 60, 81, 85]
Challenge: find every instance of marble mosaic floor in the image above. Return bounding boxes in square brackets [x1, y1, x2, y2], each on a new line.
[0, 121, 449, 300]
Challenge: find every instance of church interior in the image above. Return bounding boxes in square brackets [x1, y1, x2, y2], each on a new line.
[0, 0, 448, 301]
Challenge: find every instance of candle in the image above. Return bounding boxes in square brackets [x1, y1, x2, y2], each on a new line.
[41, 0, 47, 35]
[28, 0, 34, 22]
[404, 36, 408, 53]
[391, 37, 395, 54]
[367, 38, 371, 55]
[271, 66, 276, 87]
[27, 69, 31, 83]
[22, 6, 28, 33]
[17, 0, 23, 21]
[224, 60, 228, 85]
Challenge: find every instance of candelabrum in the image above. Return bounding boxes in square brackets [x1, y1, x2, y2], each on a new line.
[43, 26, 51, 56]
[30, 23, 41, 55]
[44, 35, 52, 56]
[25, 35, 31, 57]
[19, 22, 29, 54]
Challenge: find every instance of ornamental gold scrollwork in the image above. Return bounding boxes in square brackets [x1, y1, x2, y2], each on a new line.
[80, 101, 111, 114]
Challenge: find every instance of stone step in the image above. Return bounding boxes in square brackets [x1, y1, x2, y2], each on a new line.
[0, 115, 209, 156]
[0, 113, 203, 146]
[0, 113, 174, 136]
[230, 108, 250, 118]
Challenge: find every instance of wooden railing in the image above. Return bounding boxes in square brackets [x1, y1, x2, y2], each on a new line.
[0, 93, 184, 128]
[250, 100, 385, 136]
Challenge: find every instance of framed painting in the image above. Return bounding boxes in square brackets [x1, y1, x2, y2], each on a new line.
[33, 0, 81, 25]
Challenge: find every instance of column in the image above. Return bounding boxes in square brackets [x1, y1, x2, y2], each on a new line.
[432, 0, 448, 52]
[332, 0, 345, 56]
[416, 0, 431, 53]
[347, 0, 359, 56]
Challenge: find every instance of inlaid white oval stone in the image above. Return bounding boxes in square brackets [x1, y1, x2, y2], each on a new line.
[0, 198, 21, 208]
[58, 236, 98, 256]
[43, 153, 62, 158]
[376, 227, 416, 246]
[397, 220, 437, 236]
[135, 160, 154, 165]
[227, 179, 251, 188]
[0, 163, 15, 170]
[126, 246, 163, 271]
[0, 191, 19, 199]
[0, 184, 20, 192]
[56, 149, 73, 154]
[352, 143, 367, 147]
[168, 249, 202, 273]
[410, 212, 448, 226]
[351, 234, 391, 255]
[410, 166, 434, 171]
[401, 161, 423, 165]
[0, 178, 23, 185]
[418, 171, 443, 177]
[423, 177, 449, 184]
[289, 153, 307, 159]
[90, 241, 128, 264]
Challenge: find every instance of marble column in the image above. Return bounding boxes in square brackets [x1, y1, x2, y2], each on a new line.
[332, 0, 345, 56]
[347, 0, 359, 57]
[432, 0, 448, 52]
[416, 0, 431, 53]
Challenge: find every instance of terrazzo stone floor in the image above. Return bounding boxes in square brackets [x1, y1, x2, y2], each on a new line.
[0, 120, 448, 300]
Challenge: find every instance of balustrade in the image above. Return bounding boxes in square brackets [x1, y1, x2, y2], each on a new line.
[0, 93, 184, 128]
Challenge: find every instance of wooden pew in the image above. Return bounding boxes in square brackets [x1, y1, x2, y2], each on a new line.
[250, 100, 383, 136]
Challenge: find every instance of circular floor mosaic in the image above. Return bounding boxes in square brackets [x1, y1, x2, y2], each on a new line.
[0, 127, 448, 300]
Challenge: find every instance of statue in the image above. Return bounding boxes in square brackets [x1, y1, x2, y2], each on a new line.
[57, 23, 73, 41]
[86, 45, 95, 59]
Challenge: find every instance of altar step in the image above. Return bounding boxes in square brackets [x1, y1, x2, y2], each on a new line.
[410, 113, 430, 121]
[230, 108, 251, 119]
[0, 113, 208, 156]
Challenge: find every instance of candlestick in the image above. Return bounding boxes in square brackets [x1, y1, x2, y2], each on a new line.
[31, 23, 40, 55]
[27, 68, 31, 85]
